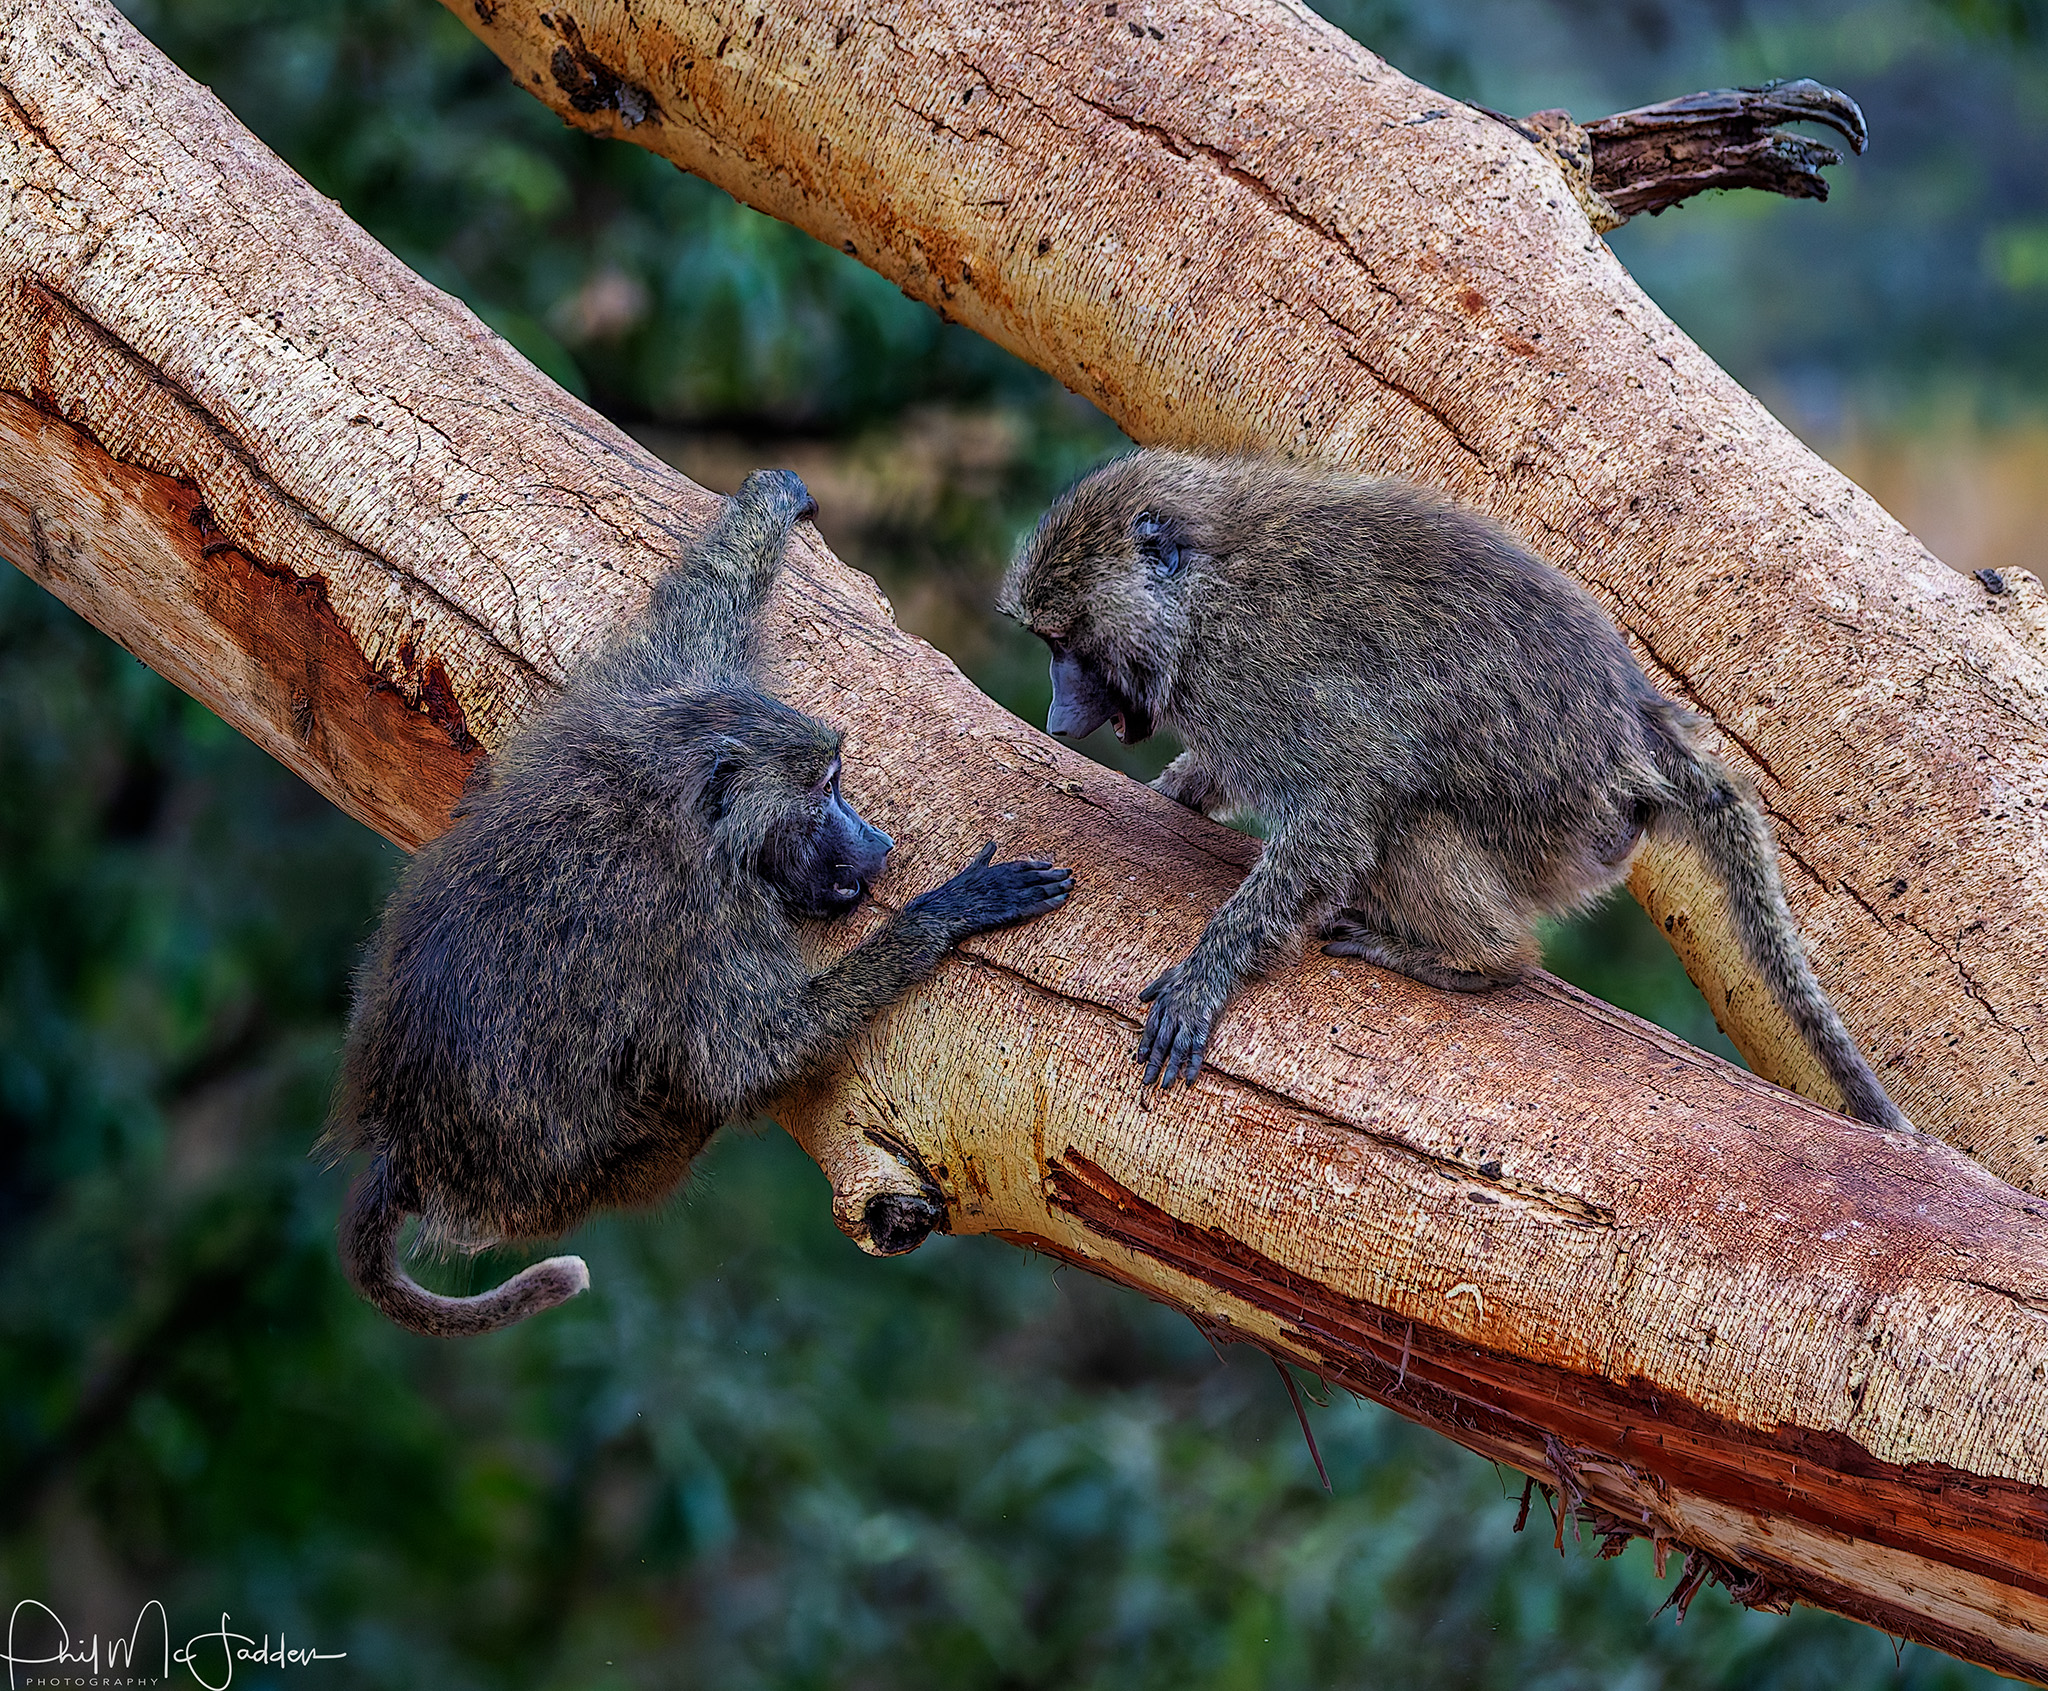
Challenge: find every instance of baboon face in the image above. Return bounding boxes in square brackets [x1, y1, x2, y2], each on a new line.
[1002, 459, 1202, 746]
[761, 751, 894, 919]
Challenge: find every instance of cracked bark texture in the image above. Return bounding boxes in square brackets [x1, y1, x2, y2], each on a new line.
[8, 0, 2048, 1676]
[446, 0, 2048, 1189]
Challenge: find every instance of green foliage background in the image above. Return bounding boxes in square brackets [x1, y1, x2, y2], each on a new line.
[1, 0, 2042, 1684]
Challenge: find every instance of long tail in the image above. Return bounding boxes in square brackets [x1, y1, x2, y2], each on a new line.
[1645, 710, 1912, 1133]
[339, 1159, 590, 1338]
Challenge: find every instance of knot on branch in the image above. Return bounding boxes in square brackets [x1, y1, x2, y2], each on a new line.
[780, 1111, 948, 1256]
[542, 12, 660, 128]
[1495, 78, 1868, 230]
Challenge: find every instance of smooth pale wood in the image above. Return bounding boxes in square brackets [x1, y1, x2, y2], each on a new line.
[444, 0, 2048, 1186]
[7, 1, 2048, 1676]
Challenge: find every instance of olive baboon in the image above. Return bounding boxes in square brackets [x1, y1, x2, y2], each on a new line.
[331, 470, 1073, 1336]
[999, 449, 1906, 1132]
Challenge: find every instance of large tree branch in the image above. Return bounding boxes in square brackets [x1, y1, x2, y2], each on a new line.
[6, 0, 2048, 1678]
[447, 0, 2048, 1194]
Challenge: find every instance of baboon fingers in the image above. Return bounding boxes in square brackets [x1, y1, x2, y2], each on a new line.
[1136, 983, 1210, 1089]
[1140, 1038, 1169, 1088]
[1136, 1002, 1165, 1081]
[733, 467, 817, 524]
[1163, 1022, 1207, 1088]
[912, 853, 1073, 933]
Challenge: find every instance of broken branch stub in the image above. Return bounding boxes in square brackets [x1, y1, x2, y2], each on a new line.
[1582, 78, 1870, 220]
[9, 0, 2048, 1676]
[793, 1114, 949, 1255]
[1493, 77, 1867, 232]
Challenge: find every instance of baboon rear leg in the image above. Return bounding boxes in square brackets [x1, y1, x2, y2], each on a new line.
[1320, 823, 1540, 992]
[1319, 916, 1534, 992]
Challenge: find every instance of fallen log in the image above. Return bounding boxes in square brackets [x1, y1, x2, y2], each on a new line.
[447, 0, 2048, 1191]
[6, 0, 2048, 1677]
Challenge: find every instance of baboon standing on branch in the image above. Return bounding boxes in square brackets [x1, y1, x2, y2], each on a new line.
[1001, 450, 1907, 1131]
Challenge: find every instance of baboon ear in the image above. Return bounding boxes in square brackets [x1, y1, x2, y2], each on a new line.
[702, 736, 748, 821]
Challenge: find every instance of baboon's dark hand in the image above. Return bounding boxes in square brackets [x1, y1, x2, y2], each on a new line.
[736, 467, 820, 524]
[1135, 963, 1222, 1089]
[909, 844, 1073, 938]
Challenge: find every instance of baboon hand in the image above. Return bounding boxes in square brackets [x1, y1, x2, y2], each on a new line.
[909, 842, 1073, 939]
[735, 467, 820, 524]
[1135, 961, 1225, 1089]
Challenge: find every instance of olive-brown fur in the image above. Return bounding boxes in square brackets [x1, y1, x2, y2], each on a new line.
[999, 449, 1907, 1132]
[330, 470, 1072, 1336]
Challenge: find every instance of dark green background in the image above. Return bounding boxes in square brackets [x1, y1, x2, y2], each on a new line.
[2, 0, 2041, 1684]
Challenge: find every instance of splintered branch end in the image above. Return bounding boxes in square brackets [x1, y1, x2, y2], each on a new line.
[1583, 77, 1867, 221]
[1494, 77, 1868, 229]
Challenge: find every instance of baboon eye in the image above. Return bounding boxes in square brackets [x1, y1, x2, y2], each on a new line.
[1133, 511, 1182, 579]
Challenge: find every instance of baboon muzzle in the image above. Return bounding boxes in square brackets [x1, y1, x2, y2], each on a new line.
[1046, 650, 1151, 743]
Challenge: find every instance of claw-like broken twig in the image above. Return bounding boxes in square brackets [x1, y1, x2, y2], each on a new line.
[1491, 77, 1868, 231]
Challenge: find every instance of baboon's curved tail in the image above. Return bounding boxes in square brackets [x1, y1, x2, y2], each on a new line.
[339, 1158, 590, 1337]
[1644, 708, 1912, 1134]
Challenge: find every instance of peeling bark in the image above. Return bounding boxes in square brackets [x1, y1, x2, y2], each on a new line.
[8, 0, 2048, 1677]
[444, 0, 2048, 1193]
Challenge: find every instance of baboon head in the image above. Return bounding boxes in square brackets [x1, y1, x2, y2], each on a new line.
[999, 451, 1238, 745]
[697, 695, 893, 919]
